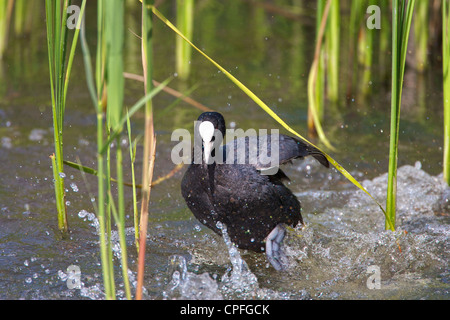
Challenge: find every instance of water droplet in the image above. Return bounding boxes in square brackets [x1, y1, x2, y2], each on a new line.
[59, 172, 66, 178]
[78, 209, 88, 219]
[415, 161, 422, 170]
[70, 183, 79, 192]
[58, 270, 67, 281]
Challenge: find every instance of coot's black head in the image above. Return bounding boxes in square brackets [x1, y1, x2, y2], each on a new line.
[195, 112, 226, 165]
[196, 112, 226, 138]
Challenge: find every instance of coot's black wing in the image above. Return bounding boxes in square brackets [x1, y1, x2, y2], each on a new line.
[221, 134, 329, 170]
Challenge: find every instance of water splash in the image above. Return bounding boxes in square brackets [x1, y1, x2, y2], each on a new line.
[73, 209, 141, 300]
[164, 255, 223, 300]
[66, 164, 448, 300]
[216, 221, 259, 297]
[281, 163, 450, 299]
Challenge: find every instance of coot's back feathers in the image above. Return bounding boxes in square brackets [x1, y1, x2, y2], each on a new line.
[221, 134, 329, 170]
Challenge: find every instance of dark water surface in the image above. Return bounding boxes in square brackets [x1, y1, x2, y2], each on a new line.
[0, 1, 448, 299]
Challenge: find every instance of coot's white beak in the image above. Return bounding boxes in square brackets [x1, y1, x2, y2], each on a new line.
[198, 121, 215, 164]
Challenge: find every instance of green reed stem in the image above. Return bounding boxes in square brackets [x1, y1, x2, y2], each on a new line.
[82, 0, 165, 300]
[97, 113, 115, 300]
[80, 0, 115, 299]
[14, 0, 26, 35]
[45, 0, 86, 233]
[386, 0, 415, 231]
[0, 0, 13, 59]
[105, 0, 131, 300]
[307, 0, 335, 150]
[414, 0, 429, 72]
[312, 0, 325, 127]
[136, 0, 155, 301]
[379, 0, 390, 82]
[443, 0, 450, 185]
[127, 114, 140, 249]
[346, 0, 365, 98]
[361, 10, 374, 97]
[326, 0, 339, 103]
[176, 0, 194, 80]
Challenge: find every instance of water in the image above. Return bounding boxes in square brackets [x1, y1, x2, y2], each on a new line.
[0, 1, 449, 300]
[161, 161, 449, 300]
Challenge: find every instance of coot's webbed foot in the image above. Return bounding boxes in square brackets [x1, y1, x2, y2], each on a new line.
[265, 224, 287, 271]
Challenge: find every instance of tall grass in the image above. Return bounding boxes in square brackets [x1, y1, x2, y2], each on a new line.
[359, 8, 374, 97]
[176, 0, 194, 80]
[308, 0, 326, 137]
[79, 0, 116, 299]
[104, 0, 132, 300]
[326, 0, 340, 103]
[0, 0, 13, 59]
[80, 0, 169, 299]
[443, 0, 450, 185]
[136, 0, 155, 301]
[14, 0, 26, 35]
[346, 0, 366, 98]
[414, 0, 429, 72]
[45, 0, 86, 232]
[386, 0, 416, 231]
[307, 0, 335, 150]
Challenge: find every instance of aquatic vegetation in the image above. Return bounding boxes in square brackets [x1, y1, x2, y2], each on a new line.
[307, 0, 334, 150]
[325, 0, 340, 103]
[415, 0, 430, 72]
[175, 0, 194, 80]
[136, 0, 156, 300]
[80, 0, 164, 300]
[443, 0, 450, 185]
[0, 0, 13, 59]
[45, 0, 86, 232]
[386, 0, 416, 231]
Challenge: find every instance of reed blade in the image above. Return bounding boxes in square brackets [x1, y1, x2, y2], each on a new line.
[136, 0, 155, 301]
[176, 0, 194, 80]
[45, 0, 86, 233]
[386, 0, 416, 231]
[443, 0, 450, 185]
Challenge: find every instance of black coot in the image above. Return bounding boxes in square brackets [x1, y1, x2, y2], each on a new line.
[181, 112, 329, 270]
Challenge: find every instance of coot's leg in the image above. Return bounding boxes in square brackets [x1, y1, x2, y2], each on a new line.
[265, 224, 286, 271]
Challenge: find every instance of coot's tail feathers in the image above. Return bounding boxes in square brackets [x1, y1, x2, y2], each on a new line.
[309, 150, 330, 168]
[280, 135, 329, 168]
[305, 147, 329, 168]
